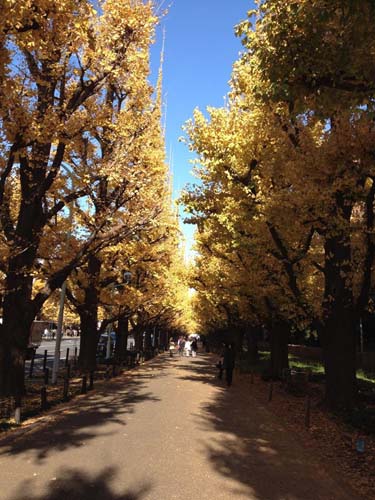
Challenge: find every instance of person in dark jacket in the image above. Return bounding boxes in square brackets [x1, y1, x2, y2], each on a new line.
[223, 343, 235, 386]
[216, 359, 224, 379]
[191, 338, 198, 357]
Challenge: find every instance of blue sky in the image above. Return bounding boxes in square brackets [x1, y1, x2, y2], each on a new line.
[150, 1, 253, 257]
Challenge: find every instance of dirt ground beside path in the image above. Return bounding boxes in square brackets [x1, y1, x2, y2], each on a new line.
[230, 363, 374, 499]
[183, 354, 363, 500]
[0, 352, 364, 500]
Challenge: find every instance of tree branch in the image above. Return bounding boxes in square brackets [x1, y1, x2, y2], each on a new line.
[45, 187, 90, 223]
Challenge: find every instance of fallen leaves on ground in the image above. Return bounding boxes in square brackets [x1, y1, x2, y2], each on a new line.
[239, 372, 375, 499]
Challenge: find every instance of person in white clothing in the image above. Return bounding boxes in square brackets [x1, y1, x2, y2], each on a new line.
[184, 339, 191, 356]
[169, 340, 175, 357]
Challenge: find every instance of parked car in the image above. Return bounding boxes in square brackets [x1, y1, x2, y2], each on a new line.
[97, 332, 116, 357]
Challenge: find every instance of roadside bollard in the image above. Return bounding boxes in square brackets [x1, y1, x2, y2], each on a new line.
[29, 350, 35, 378]
[43, 349, 48, 371]
[89, 371, 94, 390]
[66, 362, 71, 380]
[65, 348, 70, 367]
[63, 375, 70, 402]
[81, 375, 87, 394]
[268, 381, 273, 402]
[41, 387, 48, 410]
[14, 396, 21, 425]
[44, 367, 50, 386]
[74, 347, 78, 367]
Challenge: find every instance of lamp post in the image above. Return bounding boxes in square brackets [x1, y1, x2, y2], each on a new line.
[52, 165, 77, 385]
[106, 322, 113, 360]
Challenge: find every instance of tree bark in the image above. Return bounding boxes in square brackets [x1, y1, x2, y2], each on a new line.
[114, 316, 128, 364]
[144, 328, 152, 351]
[245, 327, 259, 364]
[78, 256, 101, 372]
[0, 329, 27, 398]
[322, 231, 357, 410]
[153, 328, 159, 349]
[78, 310, 100, 373]
[0, 253, 36, 396]
[322, 313, 357, 410]
[133, 326, 143, 351]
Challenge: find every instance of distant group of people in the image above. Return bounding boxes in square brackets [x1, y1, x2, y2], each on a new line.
[168, 336, 236, 388]
[43, 327, 79, 339]
[169, 336, 199, 357]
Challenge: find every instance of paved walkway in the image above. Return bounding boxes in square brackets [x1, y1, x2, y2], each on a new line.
[0, 353, 360, 500]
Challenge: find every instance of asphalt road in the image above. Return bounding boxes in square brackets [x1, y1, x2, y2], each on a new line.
[24, 338, 81, 375]
[37, 338, 81, 359]
[1, 353, 361, 500]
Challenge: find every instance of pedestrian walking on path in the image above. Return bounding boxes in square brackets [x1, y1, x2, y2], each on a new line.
[191, 338, 198, 357]
[169, 339, 175, 357]
[178, 336, 185, 356]
[184, 338, 191, 356]
[223, 343, 235, 386]
[216, 358, 224, 379]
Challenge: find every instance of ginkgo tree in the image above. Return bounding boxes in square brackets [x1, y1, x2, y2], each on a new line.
[236, 0, 375, 409]
[182, 97, 311, 372]
[63, 41, 169, 372]
[0, 0, 161, 397]
[183, 0, 375, 410]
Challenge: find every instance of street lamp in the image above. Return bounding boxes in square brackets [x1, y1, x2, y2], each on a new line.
[52, 164, 77, 384]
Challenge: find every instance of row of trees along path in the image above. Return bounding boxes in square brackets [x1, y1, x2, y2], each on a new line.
[0, 1, 191, 400]
[182, 0, 375, 411]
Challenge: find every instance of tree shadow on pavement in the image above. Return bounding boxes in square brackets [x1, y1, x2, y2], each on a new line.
[0, 374, 160, 463]
[177, 354, 223, 387]
[132, 355, 179, 379]
[181, 354, 358, 500]
[8, 466, 152, 500]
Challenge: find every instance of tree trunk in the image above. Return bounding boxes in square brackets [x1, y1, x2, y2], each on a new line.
[0, 333, 27, 398]
[270, 321, 289, 379]
[322, 314, 357, 410]
[233, 327, 244, 354]
[322, 230, 357, 410]
[144, 328, 152, 350]
[245, 327, 259, 364]
[0, 262, 35, 396]
[133, 327, 142, 351]
[162, 330, 168, 350]
[153, 328, 159, 349]
[114, 317, 128, 364]
[78, 256, 101, 372]
[79, 311, 99, 372]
